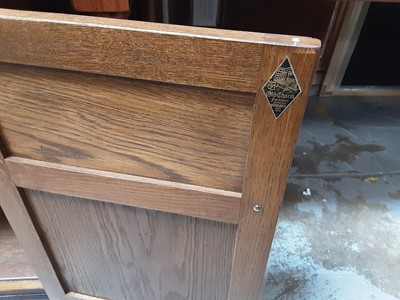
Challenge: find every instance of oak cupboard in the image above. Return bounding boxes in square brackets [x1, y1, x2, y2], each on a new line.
[0, 8, 320, 300]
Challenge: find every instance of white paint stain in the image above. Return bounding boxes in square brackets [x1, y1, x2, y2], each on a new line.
[297, 201, 323, 219]
[261, 221, 397, 300]
[347, 241, 362, 253]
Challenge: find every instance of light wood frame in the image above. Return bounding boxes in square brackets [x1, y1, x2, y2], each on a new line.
[0, 9, 319, 300]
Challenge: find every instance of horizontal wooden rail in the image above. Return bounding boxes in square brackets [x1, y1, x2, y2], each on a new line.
[5, 157, 241, 224]
[0, 9, 319, 93]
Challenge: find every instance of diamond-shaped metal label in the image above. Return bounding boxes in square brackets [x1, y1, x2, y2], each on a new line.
[262, 56, 302, 119]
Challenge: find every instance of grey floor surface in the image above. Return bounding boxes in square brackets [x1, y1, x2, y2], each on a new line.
[260, 96, 400, 300]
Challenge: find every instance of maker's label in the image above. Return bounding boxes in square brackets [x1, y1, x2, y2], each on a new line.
[262, 56, 302, 119]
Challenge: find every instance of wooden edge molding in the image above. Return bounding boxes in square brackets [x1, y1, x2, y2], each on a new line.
[67, 292, 107, 300]
[227, 45, 320, 299]
[0, 9, 319, 93]
[0, 9, 320, 47]
[5, 156, 242, 224]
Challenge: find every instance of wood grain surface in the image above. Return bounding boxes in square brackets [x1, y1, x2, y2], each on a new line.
[0, 9, 319, 93]
[67, 292, 106, 300]
[0, 150, 66, 299]
[6, 157, 241, 224]
[71, 0, 130, 12]
[25, 189, 237, 300]
[228, 46, 320, 299]
[0, 8, 321, 299]
[0, 279, 47, 300]
[0, 279, 43, 294]
[0, 63, 254, 192]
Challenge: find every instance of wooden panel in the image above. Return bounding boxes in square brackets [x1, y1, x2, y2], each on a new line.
[0, 9, 321, 299]
[6, 157, 241, 224]
[25, 189, 237, 300]
[71, 0, 130, 12]
[0, 9, 320, 93]
[0, 63, 254, 192]
[228, 45, 320, 297]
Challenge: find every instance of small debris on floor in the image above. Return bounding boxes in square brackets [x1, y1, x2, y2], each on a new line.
[363, 176, 379, 183]
[302, 188, 312, 196]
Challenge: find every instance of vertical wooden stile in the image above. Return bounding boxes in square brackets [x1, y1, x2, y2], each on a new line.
[0, 148, 66, 299]
[228, 45, 319, 299]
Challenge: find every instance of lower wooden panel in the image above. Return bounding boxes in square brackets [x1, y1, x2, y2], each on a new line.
[24, 189, 237, 300]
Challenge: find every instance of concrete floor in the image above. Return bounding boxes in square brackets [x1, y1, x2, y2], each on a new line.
[260, 96, 400, 300]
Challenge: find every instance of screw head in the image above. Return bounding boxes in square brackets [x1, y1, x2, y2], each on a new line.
[253, 204, 263, 213]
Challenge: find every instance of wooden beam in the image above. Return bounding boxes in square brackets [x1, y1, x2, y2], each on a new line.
[0, 151, 66, 299]
[6, 157, 242, 224]
[0, 9, 319, 93]
[228, 44, 320, 299]
[67, 292, 106, 300]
